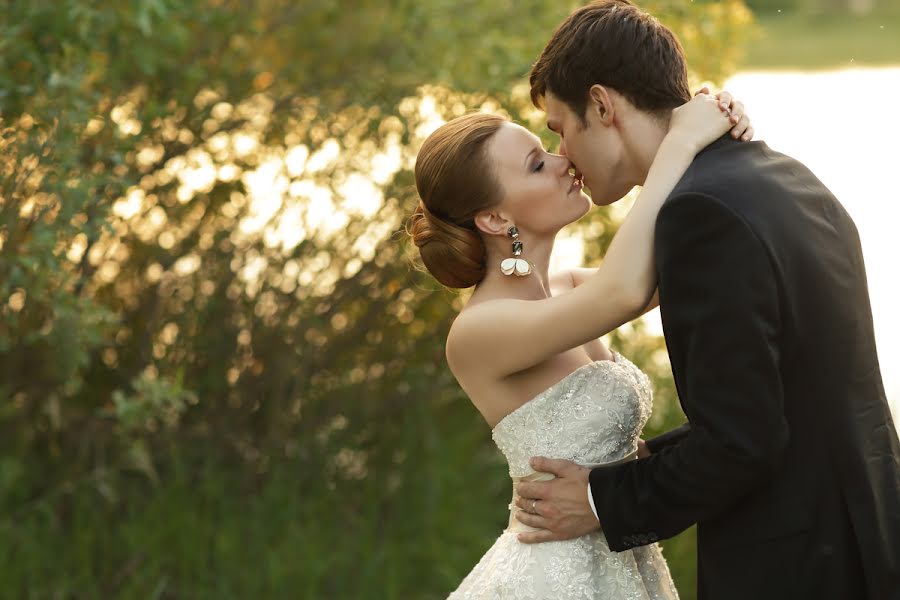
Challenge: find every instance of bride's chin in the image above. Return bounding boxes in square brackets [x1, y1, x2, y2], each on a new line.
[569, 203, 592, 224]
[577, 193, 592, 212]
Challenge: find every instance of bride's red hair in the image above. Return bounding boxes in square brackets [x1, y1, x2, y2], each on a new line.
[408, 113, 506, 288]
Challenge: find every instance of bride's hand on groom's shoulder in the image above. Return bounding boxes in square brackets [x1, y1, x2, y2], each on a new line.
[668, 88, 754, 154]
[710, 88, 755, 142]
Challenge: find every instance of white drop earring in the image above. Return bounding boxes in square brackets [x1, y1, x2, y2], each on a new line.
[499, 226, 532, 277]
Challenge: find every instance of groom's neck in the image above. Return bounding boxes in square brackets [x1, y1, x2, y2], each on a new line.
[625, 112, 670, 186]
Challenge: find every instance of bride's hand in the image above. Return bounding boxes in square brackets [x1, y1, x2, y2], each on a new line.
[667, 88, 753, 154]
[712, 88, 754, 142]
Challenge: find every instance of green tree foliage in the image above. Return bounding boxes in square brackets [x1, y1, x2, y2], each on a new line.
[0, 1, 751, 596]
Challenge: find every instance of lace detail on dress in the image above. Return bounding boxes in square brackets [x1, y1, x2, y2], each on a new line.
[491, 352, 653, 476]
[448, 351, 678, 600]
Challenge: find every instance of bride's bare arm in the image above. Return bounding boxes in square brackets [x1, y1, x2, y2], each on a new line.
[568, 268, 658, 314]
[448, 94, 744, 376]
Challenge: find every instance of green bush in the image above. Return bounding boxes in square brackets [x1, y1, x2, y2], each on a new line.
[0, 1, 752, 597]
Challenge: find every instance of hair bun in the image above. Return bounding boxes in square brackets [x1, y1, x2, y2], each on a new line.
[407, 112, 506, 289]
[408, 203, 486, 289]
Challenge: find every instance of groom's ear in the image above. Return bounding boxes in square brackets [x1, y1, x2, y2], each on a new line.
[474, 210, 512, 237]
[587, 84, 615, 126]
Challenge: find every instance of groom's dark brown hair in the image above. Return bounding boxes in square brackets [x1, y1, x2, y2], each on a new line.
[530, 0, 691, 122]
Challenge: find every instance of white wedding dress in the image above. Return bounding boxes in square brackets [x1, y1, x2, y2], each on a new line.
[448, 351, 679, 600]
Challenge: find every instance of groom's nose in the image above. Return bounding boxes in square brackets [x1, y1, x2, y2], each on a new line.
[557, 138, 568, 157]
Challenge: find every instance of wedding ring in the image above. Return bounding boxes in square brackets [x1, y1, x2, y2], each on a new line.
[532, 499, 537, 513]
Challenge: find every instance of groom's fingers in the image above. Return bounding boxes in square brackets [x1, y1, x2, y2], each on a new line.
[529, 456, 574, 476]
[514, 510, 548, 529]
[517, 528, 559, 544]
[515, 480, 550, 501]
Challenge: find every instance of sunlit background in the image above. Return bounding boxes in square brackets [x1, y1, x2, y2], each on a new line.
[2, 1, 898, 598]
[724, 68, 900, 420]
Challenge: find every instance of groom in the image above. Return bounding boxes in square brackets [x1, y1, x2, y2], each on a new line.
[513, 2, 900, 599]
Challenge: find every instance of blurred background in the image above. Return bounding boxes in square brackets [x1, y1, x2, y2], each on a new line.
[1, 1, 897, 598]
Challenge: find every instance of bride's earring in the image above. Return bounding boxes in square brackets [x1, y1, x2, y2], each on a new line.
[499, 226, 532, 277]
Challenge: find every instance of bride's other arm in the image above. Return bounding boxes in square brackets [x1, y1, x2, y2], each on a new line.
[448, 93, 750, 377]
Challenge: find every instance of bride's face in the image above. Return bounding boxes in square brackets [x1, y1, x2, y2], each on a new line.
[485, 122, 591, 236]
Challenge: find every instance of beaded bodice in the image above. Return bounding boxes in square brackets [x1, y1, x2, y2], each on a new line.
[491, 351, 653, 477]
[448, 351, 679, 600]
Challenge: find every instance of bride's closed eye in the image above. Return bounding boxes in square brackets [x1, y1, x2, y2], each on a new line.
[534, 160, 545, 173]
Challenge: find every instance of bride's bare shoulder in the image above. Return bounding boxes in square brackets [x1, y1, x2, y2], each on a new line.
[446, 297, 522, 370]
[446, 270, 585, 370]
[448, 297, 518, 339]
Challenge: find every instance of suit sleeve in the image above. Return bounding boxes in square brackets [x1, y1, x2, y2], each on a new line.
[590, 192, 788, 551]
[645, 423, 691, 455]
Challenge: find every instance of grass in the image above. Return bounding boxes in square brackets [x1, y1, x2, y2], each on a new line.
[742, 11, 900, 70]
[0, 449, 701, 599]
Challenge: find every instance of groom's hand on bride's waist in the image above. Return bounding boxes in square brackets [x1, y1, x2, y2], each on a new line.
[514, 456, 601, 544]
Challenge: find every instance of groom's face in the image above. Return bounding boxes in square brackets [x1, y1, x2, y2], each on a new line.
[544, 92, 632, 206]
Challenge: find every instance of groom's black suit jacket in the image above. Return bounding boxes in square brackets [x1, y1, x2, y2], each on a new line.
[590, 136, 900, 600]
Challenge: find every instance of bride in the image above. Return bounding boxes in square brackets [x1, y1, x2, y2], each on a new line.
[408, 90, 753, 599]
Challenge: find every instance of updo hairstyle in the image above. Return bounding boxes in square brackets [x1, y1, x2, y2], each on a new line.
[408, 113, 506, 288]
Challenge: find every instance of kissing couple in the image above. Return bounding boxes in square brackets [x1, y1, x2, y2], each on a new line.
[408, 1, 900, 598]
